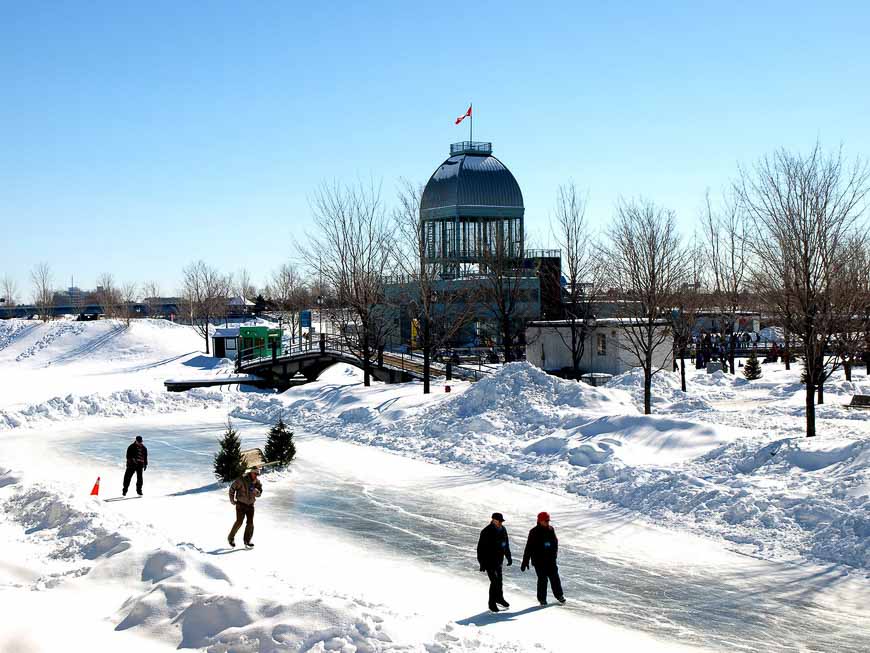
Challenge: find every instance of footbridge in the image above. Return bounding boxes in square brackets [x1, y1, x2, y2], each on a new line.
[234, 334, 488, 390]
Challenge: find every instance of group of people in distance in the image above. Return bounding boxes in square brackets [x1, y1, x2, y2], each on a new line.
[477, 511, 565, 612]
[121, 437, 564, 607]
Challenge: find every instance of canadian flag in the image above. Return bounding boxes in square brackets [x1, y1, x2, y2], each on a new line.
[455, 105, 472, 125]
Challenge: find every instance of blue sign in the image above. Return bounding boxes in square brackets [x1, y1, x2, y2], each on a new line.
[300, 310, 312, 328]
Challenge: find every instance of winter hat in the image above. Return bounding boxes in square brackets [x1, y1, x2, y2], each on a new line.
[537, 511, 551, 522]
[491, 512, 505, 522]
[135, 436, 143, 443]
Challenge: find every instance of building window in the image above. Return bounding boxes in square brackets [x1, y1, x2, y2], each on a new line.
[597, 333, 606, 356]
[225, 338, 237, 351]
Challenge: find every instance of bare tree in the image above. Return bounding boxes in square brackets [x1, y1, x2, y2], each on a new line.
[301, 180, 396, 386]
[268, 263, 307, 346]
[182, 261, 231, 354]
[121, 282, 139, 327]
[31, 263, 54, 322]
[738, 144, 870, 436]
[703, 189, 750, 374]
[671, 236, 706, 392]
[1, 274, 18, 306]
[142, 281, 162, 318]
[550, 182, 601, 378]
[95, 273, 120, 319]
[393, 179, 479, 393]
[235, 268, 257, 302]
[605, 199, 687, 414]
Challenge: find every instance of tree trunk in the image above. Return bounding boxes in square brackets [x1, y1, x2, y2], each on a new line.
[571, 322, 581, 377]
[503, 317, 512, 363]
[817, 380, 824, 405]
[783, 332, 791, 370]
[422, 319, 431, 395]
[204, 319, 210, 354]
[679, 346, 687, 392]
[644, 368, 652, 415]
[844, 360, 852, 382]
[362, 339, 371, 387]
[728, 339, 736, 375]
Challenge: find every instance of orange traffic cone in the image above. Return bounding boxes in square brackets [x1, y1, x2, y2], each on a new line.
[90, 476, 100, 496]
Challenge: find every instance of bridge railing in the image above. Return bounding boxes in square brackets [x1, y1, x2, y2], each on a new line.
[236, 334, 496, 383]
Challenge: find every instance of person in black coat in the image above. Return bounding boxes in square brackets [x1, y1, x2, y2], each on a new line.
[521, 511, 565, 605]
[122, 435, 148, 496]
[477, 512, 513, 612]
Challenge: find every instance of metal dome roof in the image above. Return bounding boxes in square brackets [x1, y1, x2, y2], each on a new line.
[420, 145, 524, 220]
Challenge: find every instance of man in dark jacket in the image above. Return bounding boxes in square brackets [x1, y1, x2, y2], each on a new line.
[477, 512, 512, 612]
[521, 511, 565, 605]
[122, 435, 148, 496]
[228, 467, 263, 548]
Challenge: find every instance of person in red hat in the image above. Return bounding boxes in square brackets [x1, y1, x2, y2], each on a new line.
[521, 512, 565, 606]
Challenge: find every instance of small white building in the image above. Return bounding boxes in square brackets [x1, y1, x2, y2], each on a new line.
[525, 318, 674, 378]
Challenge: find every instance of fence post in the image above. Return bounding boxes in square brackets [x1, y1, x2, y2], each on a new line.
[446, 361, 452, 381]
[320, 333, 325, 354]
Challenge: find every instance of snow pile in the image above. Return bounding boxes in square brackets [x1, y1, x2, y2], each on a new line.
[16, 320, 86, 361]
[0, 388, 228, 430]
[0, 319, 36, 352]
[607, 368, 688, 407]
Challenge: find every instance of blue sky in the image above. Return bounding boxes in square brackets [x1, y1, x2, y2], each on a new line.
[2, 1, 869, 297]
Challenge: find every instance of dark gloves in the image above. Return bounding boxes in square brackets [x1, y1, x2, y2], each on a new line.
[506, 558, 512, 566]
[144, 465, 147, 471]
[521, 563, 528, 572]
[479, 566, 485, 573]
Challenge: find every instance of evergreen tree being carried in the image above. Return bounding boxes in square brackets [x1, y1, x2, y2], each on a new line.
[743, 351, 762, 380]
[214, 419, 246, 483]
[264, 414, 296, 466]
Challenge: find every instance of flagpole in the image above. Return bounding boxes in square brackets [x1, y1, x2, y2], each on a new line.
[469, 103, 473, 143]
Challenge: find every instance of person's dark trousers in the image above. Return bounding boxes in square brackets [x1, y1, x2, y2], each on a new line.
[229, 503, 255, 544]
[123, 464, 144, 495]
[535, 563, 564, 603]
[486, 566, 504, 606]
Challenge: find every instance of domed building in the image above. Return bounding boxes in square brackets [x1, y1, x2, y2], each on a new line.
[420, 141, 525, 278]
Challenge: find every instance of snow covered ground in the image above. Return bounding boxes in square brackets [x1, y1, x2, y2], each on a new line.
[1, 318, 869, 652]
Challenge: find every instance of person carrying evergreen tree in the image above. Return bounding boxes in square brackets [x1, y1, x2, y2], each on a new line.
[122, 435, 148, 496]
[228, 466, 262, 548]
[477, 512, 512, 612]
[521, 512, 566, 606]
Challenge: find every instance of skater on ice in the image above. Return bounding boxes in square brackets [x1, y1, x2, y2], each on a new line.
[122, 435, 148, 497]
[477, 511, 512, 612]
[228, 466, 263, 548]
[521, 512, 566, 606]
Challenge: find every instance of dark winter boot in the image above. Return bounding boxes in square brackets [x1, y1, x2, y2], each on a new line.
[488, 603, 499, 613]
[228, 536, 235, 548]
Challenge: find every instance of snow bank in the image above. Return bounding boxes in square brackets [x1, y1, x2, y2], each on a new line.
[0, 388, 228, 430]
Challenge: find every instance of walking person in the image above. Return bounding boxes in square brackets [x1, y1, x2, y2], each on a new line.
[476, 512, 513, 612]
[521, 512, 565, 606]
[228, 466, 262, 548]
[122, 435, 148, 496]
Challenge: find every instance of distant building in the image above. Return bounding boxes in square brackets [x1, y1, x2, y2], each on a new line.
[385, 140, 562, 347]
[525, 319, 674, 379]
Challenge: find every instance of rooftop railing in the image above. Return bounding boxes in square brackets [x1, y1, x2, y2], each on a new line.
[450, 141, 492, 156]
